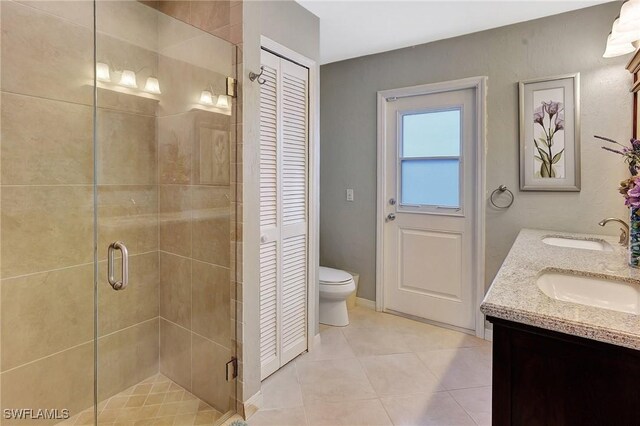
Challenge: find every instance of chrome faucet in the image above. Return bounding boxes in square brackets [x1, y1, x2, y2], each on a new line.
[598, 218, 629, 247]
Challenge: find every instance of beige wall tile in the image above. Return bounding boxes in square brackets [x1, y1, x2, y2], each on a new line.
[189, 1, 230, 36]
[98, 252, 159, 336]
[97, 1, 159, 52]
[14, 1, 93, 28]
[158, 114, 194, 184]
[160, 252, 191, 329]
[192, 260, 230, 348]
[1, 186, 94, 278]
[194, 125, 230, 186]
[97, 185, 159, 260]
[159, 318, 191, 390]
[156, 1, 190, 23]
[98, 318, 159, 401]
[192, 186, 230, 267]
[191, 334, 230, 413]
[157, 55, 229, 117]
[1, 264, 93, 372]
[1, 93, 93, 185]
[97, 108, 157, 185]
[1, 1, 93, 104]
[160, 185, 192, 256]
[95, 30, 159, 116]
[1, 342, 94, 424]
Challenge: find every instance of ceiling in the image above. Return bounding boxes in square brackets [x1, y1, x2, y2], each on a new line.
[296, 0, 615, 64]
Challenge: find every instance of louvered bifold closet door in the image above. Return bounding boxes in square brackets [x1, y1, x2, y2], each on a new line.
[259, 51, 281, 379]
[279, 59, 309, 366]
[259, 49, 309, 380]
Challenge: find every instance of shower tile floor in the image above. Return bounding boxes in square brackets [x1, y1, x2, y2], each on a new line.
[62, 373, 224, 425]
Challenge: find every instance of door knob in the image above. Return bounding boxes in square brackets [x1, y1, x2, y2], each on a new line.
[386, 213, 396, 222]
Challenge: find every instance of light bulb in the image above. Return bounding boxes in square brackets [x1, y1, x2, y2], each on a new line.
[144, 77, 161, 94]
[216, 94, 230, 108]
[200, 90, 214, 105]
[119, 69, 137, 88]
[96, 62, 111, 82]
[603, 34, 636, 58]
[610, 18, 640, 44]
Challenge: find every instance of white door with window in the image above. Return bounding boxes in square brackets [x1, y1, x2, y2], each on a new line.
[380, 85, 479, 331]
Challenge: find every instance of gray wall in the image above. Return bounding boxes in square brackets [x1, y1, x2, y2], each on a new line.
[320, 2, 631, 302]
[242, 0, 319, 402]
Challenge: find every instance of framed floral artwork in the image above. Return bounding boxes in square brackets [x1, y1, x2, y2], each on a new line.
[519, 73, 580, 191]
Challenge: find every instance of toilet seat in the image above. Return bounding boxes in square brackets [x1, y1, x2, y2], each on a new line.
[319, 266, 353, 285]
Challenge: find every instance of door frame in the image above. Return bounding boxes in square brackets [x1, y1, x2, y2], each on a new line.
[260, 35, 319, 354]
[375, 77, 487, 338]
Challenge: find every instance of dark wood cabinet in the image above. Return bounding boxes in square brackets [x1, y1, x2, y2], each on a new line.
[488, 316, 640, 426]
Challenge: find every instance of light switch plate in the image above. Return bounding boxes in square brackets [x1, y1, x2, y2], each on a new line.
[346, 189, 354, 201]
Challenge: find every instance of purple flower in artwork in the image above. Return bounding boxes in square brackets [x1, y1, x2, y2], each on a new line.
[534, 101, 565, 178]
[534, 107, 544, 126]
[543, 101, 561, 118]
[555, 114, 564, 132]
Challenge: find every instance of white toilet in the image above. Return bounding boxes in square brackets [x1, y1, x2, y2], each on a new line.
[319, 266, 356, 326]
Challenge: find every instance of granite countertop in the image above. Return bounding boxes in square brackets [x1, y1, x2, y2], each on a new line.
[481, 228, 640, 350]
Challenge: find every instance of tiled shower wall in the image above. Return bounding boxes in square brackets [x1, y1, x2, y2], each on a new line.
[0, 0, 241, 422]
[143, 0, 242, 416]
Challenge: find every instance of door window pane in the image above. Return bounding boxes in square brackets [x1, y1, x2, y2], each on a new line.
[401, 159, 460, 207]
[402, 110, 461, 157]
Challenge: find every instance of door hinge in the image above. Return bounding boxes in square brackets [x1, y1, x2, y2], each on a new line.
[226, 357, 238, 381]
[226, 77, 238, 98]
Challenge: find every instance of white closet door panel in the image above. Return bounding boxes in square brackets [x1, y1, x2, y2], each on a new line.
[280, 234, 307, 365]
[259, 60, 279, 232]
[259, 241, 279, 378]
[259, 51, 281, 379]
[259, 50, 309, 378]
[281, 60, 308, 229]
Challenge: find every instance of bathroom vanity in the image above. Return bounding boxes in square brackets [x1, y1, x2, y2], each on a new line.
[481, 229, 640, 425]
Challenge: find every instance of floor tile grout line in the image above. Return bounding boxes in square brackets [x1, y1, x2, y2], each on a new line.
[445, 389, 482, 426]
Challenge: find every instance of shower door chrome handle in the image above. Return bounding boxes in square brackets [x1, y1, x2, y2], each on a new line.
[108, 241, 129, 290]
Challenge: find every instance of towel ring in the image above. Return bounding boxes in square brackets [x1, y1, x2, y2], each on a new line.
[490, 185, 514, 209]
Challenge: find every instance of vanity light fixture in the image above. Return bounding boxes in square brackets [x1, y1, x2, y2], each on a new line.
[96, 62, 111, 82]
[611, 17, 640, 44]
[144, 76, 161, 94]
[604, 12, 640, 58]
[119, 69, 138, 88]
[603, 33, 636, 58]
[200, 90, 214, 105]
[216, 94, 230, 108]
[619, 0, 640, 32]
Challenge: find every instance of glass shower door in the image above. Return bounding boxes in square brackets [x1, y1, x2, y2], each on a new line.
[0, 1, 97, 424]
[94, 1, 236, 424]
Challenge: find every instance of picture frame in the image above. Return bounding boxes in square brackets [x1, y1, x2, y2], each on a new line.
[519, 73, 580, 191]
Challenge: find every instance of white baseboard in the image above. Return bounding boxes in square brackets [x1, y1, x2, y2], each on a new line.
[484, 327, 493, 342]
[355, 297, 376, 310]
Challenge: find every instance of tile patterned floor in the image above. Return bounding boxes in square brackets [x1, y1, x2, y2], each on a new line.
[61, 373, 224, 425]
[249, 307, 492, 426]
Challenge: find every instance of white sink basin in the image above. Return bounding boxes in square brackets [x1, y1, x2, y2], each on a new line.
[537, 271, 640, 314]
[542, 236, 613, 252]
